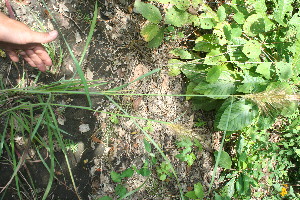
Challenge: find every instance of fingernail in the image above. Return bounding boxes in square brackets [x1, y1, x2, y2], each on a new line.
[49, 30, 58, 38]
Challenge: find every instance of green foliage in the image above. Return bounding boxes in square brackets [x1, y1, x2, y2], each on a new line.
[134, 0, 300, 132]
[110, 168, 135, 183]
[185, 182, 204, 199]
[214, 150, 232, 169]
[175, 138, 201, 166]
[156, 161, 173, 181]
[135, 0, 300, 198]
[134, 0, 162, 23]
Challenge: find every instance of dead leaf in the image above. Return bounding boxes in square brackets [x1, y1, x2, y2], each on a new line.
[75, 31, 82, 44]
[91, 135, 103, 144]
[85, 67, 94, 80]
[79, 124, 90, 133]
[133, 97, 143, 110]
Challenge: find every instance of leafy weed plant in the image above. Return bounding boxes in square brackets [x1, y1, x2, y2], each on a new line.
[134, 0, 300, 198]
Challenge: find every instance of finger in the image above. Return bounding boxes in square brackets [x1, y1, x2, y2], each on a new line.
[19, 51, 37, 68]
[33, 46, 53, 66]
[25, 49, 46, 71]
[29, 30, 58, 44]
[6, 50, 19, 62]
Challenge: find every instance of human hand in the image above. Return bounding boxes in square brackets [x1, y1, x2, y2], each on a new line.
[0, 13, 58, 72]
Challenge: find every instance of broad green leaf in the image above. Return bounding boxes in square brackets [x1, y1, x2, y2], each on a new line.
[199, 13, 217, 29]
[256, 115, 276, 130]
[214, 150, 232, 169]
[194, 34, 219, 52]
[134, 0, 162, 23]
[189, 15, 201, 26]
[292, 40, 300, 73]
[168, 59, 182, 76]
[204, 48, 227, 65]
[225, 177, 236, 197]
[170, 48, 197, 59]
[192, 97, 222, 111]
[242, 40, 261, 59]
[236, 174, 243, 193]
[237, 74, 266, 93]
[115, 184, 127, 197]
[217, 99, 258, 131]
[137, 167, 151, 176]
[214, 98, 233, 129]
[181, 63, 208, 79]
[173, 0, 190, 10]
[289, 12, 300, 38]
[206, 65, 227, 83]
[274, 0, 293, 26]
[143, 139, 152, 153]
[227, 45, 248, 62]
[121, 168, 134, 178]
[186, 153, 196, 166]
[194, 72, 235, 99]
[194, 182, 204, 199]
[233, 12, 245, 24]
[185, 191, 198, 199]
[213, 22, 229, 45]
[186, 82, 197, 100]
[295, 149, 300, 157]
[243, 14, 273, 36]
[246, 0, 267, 14]
[140, 23, 160, 42]
[111, 171, 121, 183]
[165, 6, 190, 27]
[256, 62, 272, 79]
[275, 62, 293, 80]
[148, 27, 164, 48]
[217, 5, 226, 22]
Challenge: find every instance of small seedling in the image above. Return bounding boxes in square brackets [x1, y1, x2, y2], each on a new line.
[109, 115, 119, 124]
[156, 161, 173, 181]
[175, 138, 201, 166]
[64, 139, 78, 153]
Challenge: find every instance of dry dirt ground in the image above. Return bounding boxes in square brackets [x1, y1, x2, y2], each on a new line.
[0, 0, 220, 199]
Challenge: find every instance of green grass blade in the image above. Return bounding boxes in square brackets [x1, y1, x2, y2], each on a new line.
[0, 118, 9, 157]
[47, 104, 81, 199]
[109, 68, 161, 91]
[208, 96, 234, 194]
[42, 110, 55, 200]
[79, 2, 98, 66]
[40, 0, 92, 108]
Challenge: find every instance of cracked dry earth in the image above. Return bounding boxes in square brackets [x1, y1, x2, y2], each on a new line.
[0, 0, 219, 199]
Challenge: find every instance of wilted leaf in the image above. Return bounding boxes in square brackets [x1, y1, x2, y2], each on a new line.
[168, 59, 182, 76]
[141, 23, 160, 42]
[148, 28, 164, 48]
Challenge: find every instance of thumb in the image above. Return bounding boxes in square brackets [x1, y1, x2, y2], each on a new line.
[29, 30, 58, 44]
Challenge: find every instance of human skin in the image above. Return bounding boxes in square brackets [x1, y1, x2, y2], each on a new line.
[0, 12, 58, 72]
